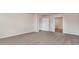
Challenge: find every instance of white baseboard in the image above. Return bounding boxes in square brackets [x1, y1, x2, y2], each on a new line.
[49, 31, 79, 36]
[0, 31, 35, 39]
[63, 32, 79, 36]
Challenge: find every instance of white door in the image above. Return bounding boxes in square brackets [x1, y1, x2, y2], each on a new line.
[39, 16, 49, 31]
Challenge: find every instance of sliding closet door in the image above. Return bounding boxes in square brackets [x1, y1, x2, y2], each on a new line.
[39, 16, 49, 31]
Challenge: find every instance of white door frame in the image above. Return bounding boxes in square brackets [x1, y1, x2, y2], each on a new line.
[53, 16, 64, 32]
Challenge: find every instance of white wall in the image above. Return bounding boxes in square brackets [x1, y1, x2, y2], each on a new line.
[50, 13, 79, 35]
[33, 14, 40, 32]
[50, 16, 55, 32]
[0, 13, 35, 38]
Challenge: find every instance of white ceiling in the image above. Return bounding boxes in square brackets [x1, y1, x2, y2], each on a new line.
[37, 13, 58, 16]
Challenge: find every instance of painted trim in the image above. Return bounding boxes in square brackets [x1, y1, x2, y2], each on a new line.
[53, 16, 64, 33]
[0, 31, 35, 39]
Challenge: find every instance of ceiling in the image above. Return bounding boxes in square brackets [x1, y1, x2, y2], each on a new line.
[37, 13, 58, 16]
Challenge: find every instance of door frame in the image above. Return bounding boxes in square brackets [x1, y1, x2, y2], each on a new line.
[53, 16, 64, 33]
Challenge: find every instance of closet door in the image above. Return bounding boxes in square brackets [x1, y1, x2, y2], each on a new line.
[39, 16, 49, 31]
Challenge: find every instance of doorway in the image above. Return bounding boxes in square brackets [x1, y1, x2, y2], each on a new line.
[39, 16, 50, 32]
[55, 17, 63, 33]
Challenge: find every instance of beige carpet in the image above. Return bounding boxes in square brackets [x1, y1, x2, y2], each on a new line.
[0, 31, 79, 45]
